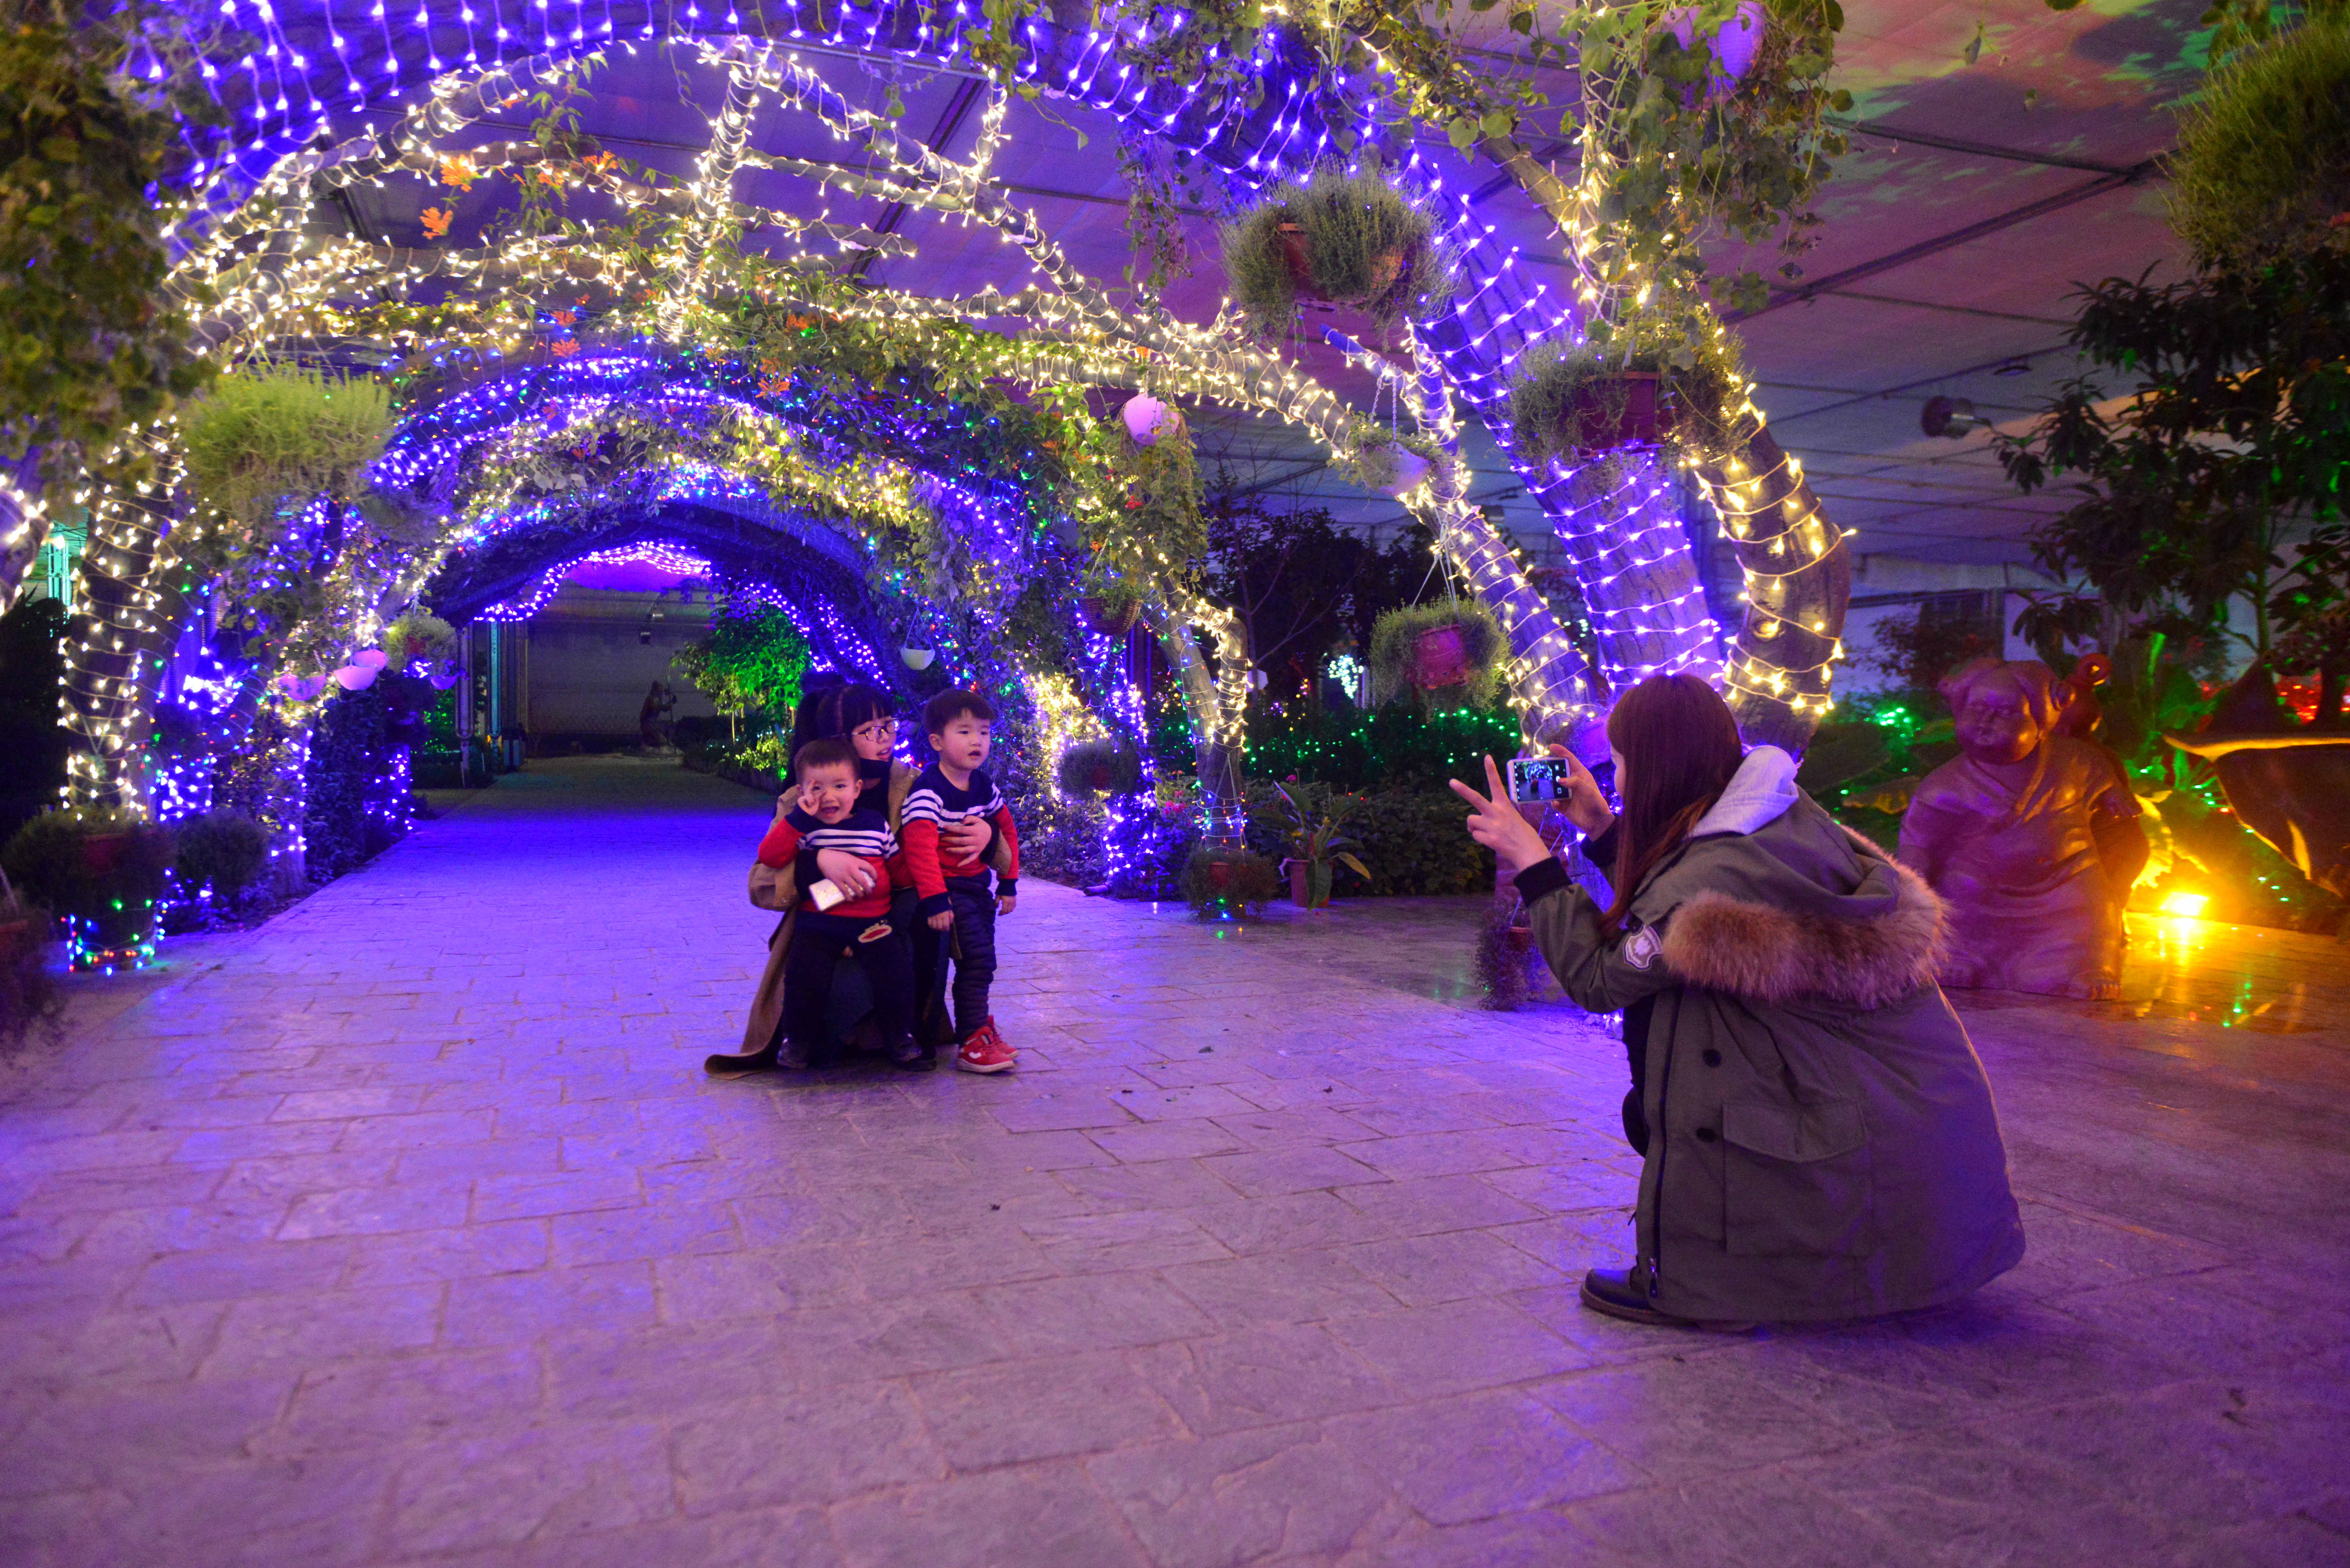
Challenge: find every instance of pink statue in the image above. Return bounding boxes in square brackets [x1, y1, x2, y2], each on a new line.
[1898, 658, 2148, 999]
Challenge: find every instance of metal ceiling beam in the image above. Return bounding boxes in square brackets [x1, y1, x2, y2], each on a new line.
[847, 76, 986, 281]
[1829, 117, 2152, 178]
[1763, 339, 2078, 426]
[1728, 160, 2160, 323]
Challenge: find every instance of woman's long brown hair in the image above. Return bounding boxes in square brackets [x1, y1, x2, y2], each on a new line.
[1601, 674, 1745, 934]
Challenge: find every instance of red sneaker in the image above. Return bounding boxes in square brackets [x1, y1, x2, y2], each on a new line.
[954, 1017, 1015, 1074]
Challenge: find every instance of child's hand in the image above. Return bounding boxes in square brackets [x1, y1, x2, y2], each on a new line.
[996, 894, 1017, 916]
[796, 785, 823, 817]
[927, 910, 955, 931]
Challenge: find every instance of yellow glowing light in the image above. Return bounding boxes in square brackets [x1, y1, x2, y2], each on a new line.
[2160, 892, 2209, 918]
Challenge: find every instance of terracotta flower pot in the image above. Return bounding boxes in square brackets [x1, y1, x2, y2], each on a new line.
[1081, 596, 1141, 636]
[1286, 859, 1333, 909]
[1410, 624, 1472, 689]
[80, 834, 133, 877]
[1277, 223, 1407, 305]
[1562, 371, 1672, 453]
[1207, 860, 1234, 895]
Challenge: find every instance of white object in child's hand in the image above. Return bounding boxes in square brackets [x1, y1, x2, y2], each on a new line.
[808, 879, 846, 912]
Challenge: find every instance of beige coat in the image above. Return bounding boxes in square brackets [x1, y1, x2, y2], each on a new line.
[1526, 750, 2026, 1323]
[732, 764, 1011, 1056]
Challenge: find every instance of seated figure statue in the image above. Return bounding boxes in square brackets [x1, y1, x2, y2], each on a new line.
[1898, 658, 2148, 999]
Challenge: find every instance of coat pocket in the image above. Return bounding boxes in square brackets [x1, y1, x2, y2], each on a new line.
[1718, 1094, 1871, 1257]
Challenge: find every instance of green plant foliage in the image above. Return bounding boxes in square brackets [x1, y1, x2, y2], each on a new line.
[1220, 163, 1457, 334]
[381, 612, 457, 671]
[0, 596, 69, 844]
[1182, 843, 1282, 918]
[1247, 701, 1524, 792]
[1263, 779, 1372, 879]
[169, 810, 270, 897]
[2168, 11, 2350, 268]
[0, 805, 169, 925]
[1367, 599, 1507, 707]
[1055, 737, 1142, 799]
[671, 604, 811, 726]
[1507, 316, 1745, 466]
[179, 366, 395, 528]
[1792, 722, 1890, 793]
[0, 3, 224, 500]
[300, 687, 404, 884]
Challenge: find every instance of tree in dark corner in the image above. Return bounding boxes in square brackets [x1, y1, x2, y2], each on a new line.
[0, 598, 70, 842]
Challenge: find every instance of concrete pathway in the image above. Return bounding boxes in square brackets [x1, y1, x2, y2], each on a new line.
[2, 758, 2345, 1567]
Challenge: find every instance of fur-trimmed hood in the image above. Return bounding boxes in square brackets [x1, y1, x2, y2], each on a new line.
[1652, 772, 1948, 1009]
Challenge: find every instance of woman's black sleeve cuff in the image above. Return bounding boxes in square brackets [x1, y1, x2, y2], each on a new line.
[1585, 820, 1621, 867]
[1514, 856, 1572, 904]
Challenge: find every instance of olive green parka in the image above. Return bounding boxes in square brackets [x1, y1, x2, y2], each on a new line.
[1521, 747, 2026, 1323]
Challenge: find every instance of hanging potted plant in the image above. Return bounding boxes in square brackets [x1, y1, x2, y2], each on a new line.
[1267, 781, 1372, 909]
[1369, 599, 1507, 706]
[1055, 736, 1143, 799]
[1336, 426, 1445, 498]
[1079, 578, 1148, 637]
[1220, 163, 1458, 335]
[1507, 315, 1744, 467]
[1121, 392, 1186, 448]
[381, 612, 456, 673]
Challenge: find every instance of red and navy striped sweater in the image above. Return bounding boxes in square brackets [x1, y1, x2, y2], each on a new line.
[899, 764, 1020, 918]
[754, 803, 899, 920]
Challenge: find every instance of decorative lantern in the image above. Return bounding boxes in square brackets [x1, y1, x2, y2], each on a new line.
[1121, 393, 1184, 447]
[900, 644, 936, 671]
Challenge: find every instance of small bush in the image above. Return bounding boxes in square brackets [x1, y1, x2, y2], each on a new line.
[1, 808, 170, 954]
[2169, 18, 2350, 267]
[1221, 164, 1456, 333]
[1508, 319, 1744, 467]
[171, 810, 270, 897]
[0, 893, 61, 1052]
[1182, 845, 1282, 919]
[382, 612, 457, 671]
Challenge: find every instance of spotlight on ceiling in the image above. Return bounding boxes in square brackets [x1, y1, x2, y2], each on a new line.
[1921, 396, 1987, 439]
[1992, 358, 2033, 378]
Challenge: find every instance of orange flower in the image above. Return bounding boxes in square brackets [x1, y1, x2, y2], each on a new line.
[438, 156, 478, 189]
[786, 314, 813, 330]
[583, 152, 620, 172]
[536, 166, 565, 188]
[551, 339, 580, 358]
[551, 308, 575, 327]
[420, 207, 454, 238]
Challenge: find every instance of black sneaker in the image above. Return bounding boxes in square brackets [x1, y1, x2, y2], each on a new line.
[883, 1034, 935, 1072]
[1579, 1267, 1755, 1333]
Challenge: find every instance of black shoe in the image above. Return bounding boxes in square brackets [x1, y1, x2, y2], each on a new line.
[884, 1035, 935, 1072]
[704, 1044, 778, 1075]
[1579, 1267, 1755, 1332]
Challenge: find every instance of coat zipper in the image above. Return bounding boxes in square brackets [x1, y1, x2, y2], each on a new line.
[1644, 1008, 1670, 1301]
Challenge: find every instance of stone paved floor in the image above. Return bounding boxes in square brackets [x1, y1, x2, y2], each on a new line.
[3, 757, 2347, 1568]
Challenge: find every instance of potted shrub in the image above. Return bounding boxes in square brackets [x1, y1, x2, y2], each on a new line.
[1181, 844, 1281, 919]
[1079, 579, 1148, 637]
[1369, 600, 1507, 706]
[0, 870, 61, 1050]
[1507, 318, 1744, 467]
[1056, 736, 1143, 799]
[1267, 781, 1371, 909]
[381, 612, 457, 673]
[1220, 164, 1457, 335]
[1, 807, 171, 969]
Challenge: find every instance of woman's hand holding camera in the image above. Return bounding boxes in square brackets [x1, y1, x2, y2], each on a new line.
[815, 849, 875, 896]
[1450, 745, 1614, 876]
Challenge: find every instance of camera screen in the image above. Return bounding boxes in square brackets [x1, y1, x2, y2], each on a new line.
[1509, 757, 1571, 803]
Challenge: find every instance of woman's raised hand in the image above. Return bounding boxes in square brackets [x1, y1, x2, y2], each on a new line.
[1449, 755, 1560, 876]
[1550, 747, 1615, 837]
[938, 815, 991, 863]
[814, 848, 876, 896]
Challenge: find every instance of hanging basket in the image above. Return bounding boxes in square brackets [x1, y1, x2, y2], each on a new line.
[1121, 393, 1185, 448]
[899, 645, 936, 671]
[1410, 624, 1472, 690]
[1080, 595, 1142, 636]
[1276, 222, 1412, 310]
[1561, 372, 1673, 454]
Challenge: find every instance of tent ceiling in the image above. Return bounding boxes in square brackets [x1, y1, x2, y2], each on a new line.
[315, 0, 2211, 572]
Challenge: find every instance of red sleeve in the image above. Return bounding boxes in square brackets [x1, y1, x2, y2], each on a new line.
[990, 803, 1020, 884]
[901, 817, 948, 908]
[754, 815, 804, 868]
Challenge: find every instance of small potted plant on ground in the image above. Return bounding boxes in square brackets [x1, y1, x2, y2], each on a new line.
[1, 807, 172, 969]
[1221, 163, 1457, 336]
[1507, 316, 1744, 467]
[1267, 781, 1371, 908]
[1369, 600, 1507, 706]
[1182, 844, 1282, 920]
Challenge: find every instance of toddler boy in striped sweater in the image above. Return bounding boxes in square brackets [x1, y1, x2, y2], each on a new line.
[900, 689, 1020, 1074]
[755, 736, 924, 1072]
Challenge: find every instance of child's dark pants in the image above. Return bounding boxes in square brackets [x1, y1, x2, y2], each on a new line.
[914, 875, 996, 1042]
[785, 912, 913, 1064]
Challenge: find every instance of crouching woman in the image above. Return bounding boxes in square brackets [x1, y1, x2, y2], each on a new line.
[1454, 675, 2025, 1329]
